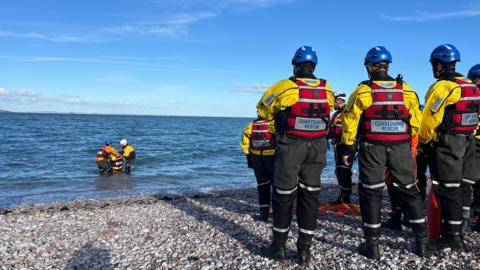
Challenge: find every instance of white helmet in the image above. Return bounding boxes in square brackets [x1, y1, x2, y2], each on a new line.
[120, 139, 128, 146]
[334, 91, 346, 101]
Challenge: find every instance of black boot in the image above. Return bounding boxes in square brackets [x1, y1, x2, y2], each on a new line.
[341, 190, 351, 204]
[359, 238, 380, 260]
[297, 237, 312, 266]
[473, 218, 480, 232]
[382, 210, 402, 231]
[329, 191, 343, 205]
[461, 218, 472, 235]
[261, 233, 286, 259]
[415, 237, 436, 257]
[437, 234, 465, 252]
[256, 208, 269, 222]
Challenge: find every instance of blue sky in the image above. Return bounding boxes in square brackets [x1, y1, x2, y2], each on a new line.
[0, 0, 479, 117]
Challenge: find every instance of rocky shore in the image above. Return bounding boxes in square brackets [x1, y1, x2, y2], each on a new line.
[1, 184, 479, 269]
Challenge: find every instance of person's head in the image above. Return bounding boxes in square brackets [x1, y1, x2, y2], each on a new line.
[430, 44, 460, 79]
[334, 91, 346, 110]
[292, 46, 317, 77]
[120, 139, 128, 147]
[364, 46, 392, 78]
[105, 139, 112, 146]
[468, 64, 480, 86]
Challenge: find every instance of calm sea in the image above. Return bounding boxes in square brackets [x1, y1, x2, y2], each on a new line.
[0, 113, 350, 207]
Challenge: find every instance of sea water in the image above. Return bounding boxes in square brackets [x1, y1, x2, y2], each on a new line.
[0, 113, 352, 207]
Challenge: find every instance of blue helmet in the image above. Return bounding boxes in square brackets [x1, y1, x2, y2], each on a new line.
[364, 46, 392, 64]
[105, 139, 112, 145]
[430, 44, 461, 63]
[468, 64, 480, 79]
[292, 46, 317, 65]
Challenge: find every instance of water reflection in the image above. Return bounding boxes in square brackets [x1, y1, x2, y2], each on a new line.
[95, 174, 133, 191]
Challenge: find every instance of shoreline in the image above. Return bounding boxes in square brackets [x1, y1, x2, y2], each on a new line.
[1, 184, 479, 269]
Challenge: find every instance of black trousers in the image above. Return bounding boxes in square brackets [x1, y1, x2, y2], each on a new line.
[387, 147, 429, 217]
[429, 134, 475, 236]
[416, 148, 429, 202]
[272, 136, 327, 243]
[252, 154, 275, 211]
[460, 138, 480, 219]
[334, 144, 353, 200]
[358, 141, 426, 239]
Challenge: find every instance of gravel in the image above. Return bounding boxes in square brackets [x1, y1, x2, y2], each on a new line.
[0, 184, 479, 269]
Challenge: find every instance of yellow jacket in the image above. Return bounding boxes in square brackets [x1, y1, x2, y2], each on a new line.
[256, 78, 334, 121]
[419, 76, 474, 144]
[240, 120, 276, 156]
[121, 145, 136, 160]
[341, 80, 421, 146]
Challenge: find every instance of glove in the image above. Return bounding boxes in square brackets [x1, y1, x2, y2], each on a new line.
[337, 143, 355, 166]
[246, 154, 253, 168]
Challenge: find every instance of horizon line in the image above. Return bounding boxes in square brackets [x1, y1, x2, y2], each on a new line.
[0, 110, 254, 119]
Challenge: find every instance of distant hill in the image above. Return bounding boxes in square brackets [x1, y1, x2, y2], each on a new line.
[0, 109, 11, 112]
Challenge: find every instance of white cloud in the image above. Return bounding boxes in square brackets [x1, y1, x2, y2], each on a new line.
[0, 30, 103, 43]
[0, 55, 186, 66]
[221, 0, 295, 8]
[107, 12, 216, 38]
[155, 0, 295, 9]
[0, 88, 9, 95]
[0, 87, 137, 108]
[231, 84, 269, 93]
[380, 8, 480, 22]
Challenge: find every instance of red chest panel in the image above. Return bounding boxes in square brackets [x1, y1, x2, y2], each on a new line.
[361, 81, 411, 143]
[442, 79, 480, 133]
[250, 120, 277, 151]
[286, 79, 330, 138]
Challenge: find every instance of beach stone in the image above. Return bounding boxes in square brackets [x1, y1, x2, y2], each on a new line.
[0, 186, 479, 269]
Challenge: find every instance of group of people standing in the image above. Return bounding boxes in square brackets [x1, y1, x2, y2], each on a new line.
[96, 138, 136, 174]
[241, 44, 480, 265]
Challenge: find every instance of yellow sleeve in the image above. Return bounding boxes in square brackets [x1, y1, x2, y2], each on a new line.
[256, 79, 299, 120]
[123, 146, 134, 158]
[419, 80, 462, 144]
[268, 120, 276, 134]
[325, 83, 335, 110]
[240, 122, 253, 155]
[402, 83, 421, 136]
[341, 84, 372, 145]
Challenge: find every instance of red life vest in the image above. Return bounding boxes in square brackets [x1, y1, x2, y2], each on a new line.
[328, 108, 343, 140]
[249, 120, 276, 151]
[361, 81, 411, 143]
[440, 79, 480, 134]
[286, 79, 330, 138]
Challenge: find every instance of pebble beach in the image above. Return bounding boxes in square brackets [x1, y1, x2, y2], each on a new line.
[1, 184, 479, 270]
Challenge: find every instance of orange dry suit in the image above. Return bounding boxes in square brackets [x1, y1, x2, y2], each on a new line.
[96, 145, 123, 172]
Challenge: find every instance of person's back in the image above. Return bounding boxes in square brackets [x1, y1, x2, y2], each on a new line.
[340, 46, 434, 260]
[96, 140, 120, 174]
[420, 44, 480, 251]
[240, 118, 276, 221]
[120, 139, 135, 173]
[466, 64, 480, 232]
[257, 46, 334, 266]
